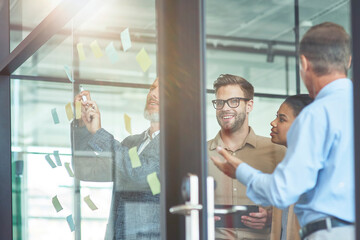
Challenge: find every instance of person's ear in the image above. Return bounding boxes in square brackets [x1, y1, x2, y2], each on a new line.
[300, 55, 309, 71]
[246, 99, 254, 114]
[347, 55, 352, 69]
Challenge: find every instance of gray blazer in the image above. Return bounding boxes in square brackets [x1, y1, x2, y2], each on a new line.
[72, 125, 160, 240]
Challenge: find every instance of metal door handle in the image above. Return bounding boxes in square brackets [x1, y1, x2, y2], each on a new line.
[169, 174, 200, 240]
[169, 204, 203, 216]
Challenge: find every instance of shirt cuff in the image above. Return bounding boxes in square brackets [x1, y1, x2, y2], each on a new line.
[236, 163, 259, 186]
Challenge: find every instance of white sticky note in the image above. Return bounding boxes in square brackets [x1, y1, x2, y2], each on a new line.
[53, 150, 62, 166]
[45, 154, 56, 168]
[90, 40, 103, 58]
[105, 42, 119, 64]
[147, 172, 161, 195]
[64, 162, 74, 177]
[63, 65, 74, 83]
[66, 215, 75, 232]
[52, 195, 63, 212]
[84, 195, 98, 211]
[65, 102, 73, 121]
[121, 28, 132, 52]
[136, 48, 152, 72]
[124, 114, 132, 134]
[128, 147, 141, 168]
[76, 43, 86, 61]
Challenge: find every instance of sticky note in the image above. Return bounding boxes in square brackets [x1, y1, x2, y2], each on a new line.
[14, 160, 24, 176]
[75, 101, 81, 119]
[124, 114, 132, 134]
[128, 147, 141, 168]
[136, 48, 152, 72]
[147, 172, 161, 195]
[65, 102, 73, 121]
[45, 154, 56, 168]
[53, 150, 62, 166]
[66, 215, 75, 232]
[64, 162, 74, 177]
[52, 195, 63, 212]
[105, 42, 119, 64]
[121, 28, 132, 52]
[51, 108, 60, 124]
[84, 195, 98, 211]
[76, 43, 86, 61]
[63, 65, 74, 83]
[90, 40, 103, 58]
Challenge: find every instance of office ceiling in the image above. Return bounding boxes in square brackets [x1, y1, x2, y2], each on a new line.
[9, 0, 351, 83]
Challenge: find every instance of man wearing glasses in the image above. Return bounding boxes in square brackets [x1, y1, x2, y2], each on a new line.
[208, 74, 285, 239]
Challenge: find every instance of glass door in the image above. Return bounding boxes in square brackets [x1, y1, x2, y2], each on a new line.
[204, 0, 352, 240]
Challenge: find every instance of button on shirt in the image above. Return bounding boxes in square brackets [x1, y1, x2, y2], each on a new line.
[236, 78, 355, 227]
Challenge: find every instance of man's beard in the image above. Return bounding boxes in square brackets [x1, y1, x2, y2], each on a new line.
[216, 110, 246, 133]
[144, 108, 160, 123]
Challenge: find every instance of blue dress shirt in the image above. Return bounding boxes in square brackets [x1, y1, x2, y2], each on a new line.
[236, 78, 354, 227]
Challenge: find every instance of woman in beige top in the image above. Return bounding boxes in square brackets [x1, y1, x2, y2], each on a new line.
[270, 94, 312, 240]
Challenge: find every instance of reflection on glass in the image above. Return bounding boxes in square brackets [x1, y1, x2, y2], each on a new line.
[10, 0, 62, 51]
[206, 0, 296, 96]
[12, 0, 157, 85]
[72, 78, 160, 239]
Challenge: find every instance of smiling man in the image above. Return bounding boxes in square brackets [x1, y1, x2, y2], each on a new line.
[208, 74, 286, 239]
[72, 78, 161, 240]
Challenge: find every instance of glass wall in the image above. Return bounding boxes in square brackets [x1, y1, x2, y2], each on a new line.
[205, 0, 350, 239]
[11, 0, 158, 239]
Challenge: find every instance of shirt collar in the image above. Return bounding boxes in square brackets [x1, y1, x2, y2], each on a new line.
[315, 78, 351, 100]
[144, 129, 160, 141]
[209, 126, 257, 151]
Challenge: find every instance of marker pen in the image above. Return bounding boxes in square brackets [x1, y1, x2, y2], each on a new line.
[79, 86, 87, 102]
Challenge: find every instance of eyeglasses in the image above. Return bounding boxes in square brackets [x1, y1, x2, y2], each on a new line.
[212, 97, 251, 110]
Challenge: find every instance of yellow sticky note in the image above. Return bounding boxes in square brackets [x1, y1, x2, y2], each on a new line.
[52, 195, 63, 212]
[147, 172, 161, 195]
[84, 195, 98, 211]
[124, 114, 132, 134]
[77, 43, 86, 61]
[75, 101, 81, 119]
[65, 102, 73, 121]
[128, 147, 141, 168]
[136, 48, 152, 72]
[64, 162, 74, 177]
[90, 40, 103, 58]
